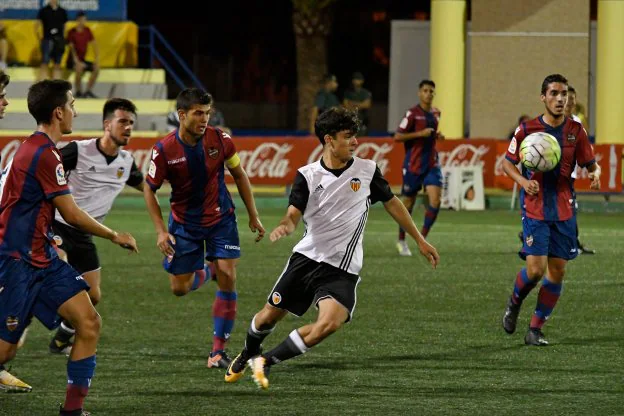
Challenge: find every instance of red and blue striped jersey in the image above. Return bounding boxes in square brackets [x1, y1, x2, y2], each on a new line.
[396, 105, 441, 175]
[0, 132, 71, 267]
[506, 116, 595, 221]
[146, 127, 237, 229]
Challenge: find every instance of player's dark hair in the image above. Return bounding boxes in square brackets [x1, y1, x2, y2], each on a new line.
[419, 79, 435, 89]
[0, 70, 10, 88]
[568, 85, 576, 94]
[103, 98, 137, 122]
[176, 88, 213, 111]
[314, 106, 361, 146]
[541, 74, 568, 95]
[27, 79, 72, 125]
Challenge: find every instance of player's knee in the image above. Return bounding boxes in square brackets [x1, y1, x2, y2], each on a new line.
[171, 283, 190, 297]
[316, 319, 342, 338]
[89, 287, 101, 306]
[76, 310, 101, 341]
[216, 267, 236, 289]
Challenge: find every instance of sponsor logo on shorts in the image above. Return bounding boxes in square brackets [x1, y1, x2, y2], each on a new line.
[350, 178, 361, 192]
[225, 245, 240, 250]
[6, 316, 18, 332]
[53, 235, 63, 246]
[272, 292, 282, 305]
[76, 276, 84, 281]
[526, 235, 533, 247]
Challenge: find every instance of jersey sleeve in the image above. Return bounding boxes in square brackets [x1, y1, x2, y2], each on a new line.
[59, 141, 78, 171]
[220, 131, 240, 168]
[396, 110, 414, 133]
[36, 147, 71, 200]
[505, 123, 526, 164]
[576, 127, 595, 167]
[145, 144, 167, 191]
[288, 172, 309, 213]
[369, 165, 394, 204]
[126, 161, 144, 187]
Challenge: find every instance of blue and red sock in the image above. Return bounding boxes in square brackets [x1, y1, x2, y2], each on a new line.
[421, 204, 440, 238]
[530, 278, 562, 329]
[63, 355, 96, 412]
[190, 263, 215, 291]
[512, 268, 538, 305]
[212, 291, 237, 353]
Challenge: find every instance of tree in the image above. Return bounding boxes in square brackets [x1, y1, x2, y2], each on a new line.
[292, 0, 338, 131]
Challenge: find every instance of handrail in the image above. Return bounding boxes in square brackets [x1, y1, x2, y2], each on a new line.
[138, 25, 206, 92]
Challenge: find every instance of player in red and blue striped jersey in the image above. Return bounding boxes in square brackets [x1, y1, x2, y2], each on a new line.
[144, 88, 265, 369]
[393, 80, 444, 256]
[501, 74, 601, 346]
[0, 79, 138, 415]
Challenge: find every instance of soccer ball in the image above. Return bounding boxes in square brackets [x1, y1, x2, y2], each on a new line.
[519, 132, 561, 172]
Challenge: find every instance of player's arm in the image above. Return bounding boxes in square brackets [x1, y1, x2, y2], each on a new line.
[144, 145, 175, 256]
[227, 155, 265, 242]
[271, 171, 308, 242]
[393, 111, 433, 142]
[53, 194, 137, 252]
[270, 205, 302, 242]
[126, 161, 144, 192]
[576, 127, 601, 190]
[59, 141, 78, 172]
[587, 162, 601, 189]
[503, 128, 539, 195]
[358, 96, 372, 110]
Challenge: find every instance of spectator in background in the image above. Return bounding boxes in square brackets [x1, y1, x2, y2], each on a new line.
[343, 71, 372, 136]
[0, 22, 8, 70]
[507, 114, 530, 139]
[309, 74, 339, 134]
[36, 0, 68, 80]
[66, 11, 100, 98]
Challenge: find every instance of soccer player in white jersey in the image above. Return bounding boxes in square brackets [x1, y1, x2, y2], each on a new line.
[224, 107, 440, 389]
[47, 98, 146, 353]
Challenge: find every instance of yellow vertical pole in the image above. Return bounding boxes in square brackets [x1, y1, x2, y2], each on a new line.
[430, 0, 466, 139]
[596, 0, 624, 143]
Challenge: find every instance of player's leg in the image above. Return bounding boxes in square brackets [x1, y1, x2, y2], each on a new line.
[51, 39, 63, 80]
[206, 258, 238, 368]
[525, 219, 576, 346]
[73, 61, 84, 97]
[225, 252, 313, 383]
[85, 62, 100, 98]
[39, 40, 51, 81]
[421, 169, 443, 238]
[164, 233, 209, 296]
[0, 339, 32, 392]
[503, 218, 549, 334]
[397, 171, 419, 256]
[204, 216, 242, 367]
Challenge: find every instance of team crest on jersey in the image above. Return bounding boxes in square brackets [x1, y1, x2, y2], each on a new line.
[526, 235, 533, 247]
[350, 178, 361, 192]
[116, 166, 125, 179]
[208, 147, 219, 159]
[272, 292, 282, 305]
[567, 134, 576, 143]
[56, 164, 67, 185]
[6, 316, 18, 332]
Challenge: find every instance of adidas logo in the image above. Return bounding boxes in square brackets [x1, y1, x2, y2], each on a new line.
[313, 184, 324, 194]
[88, 166, 96, 172]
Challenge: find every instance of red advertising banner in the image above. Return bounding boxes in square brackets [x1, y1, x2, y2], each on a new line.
[0, 136, 620, 192]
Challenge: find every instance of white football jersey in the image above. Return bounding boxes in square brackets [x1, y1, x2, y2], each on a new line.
[55, 139, 135, 225]
[293, 157, 378, 275]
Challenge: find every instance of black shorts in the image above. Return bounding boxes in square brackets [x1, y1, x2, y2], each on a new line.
[66, 59, 95, 72]
[267, 252, 361, 322]
[52, 220, 100, 275]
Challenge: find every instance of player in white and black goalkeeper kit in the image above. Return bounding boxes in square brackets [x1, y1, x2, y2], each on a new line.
[48, 98, 144, 354]
[224, 107, 440, 389]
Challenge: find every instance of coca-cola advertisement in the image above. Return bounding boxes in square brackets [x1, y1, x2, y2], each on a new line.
[0, 136, 620, 192]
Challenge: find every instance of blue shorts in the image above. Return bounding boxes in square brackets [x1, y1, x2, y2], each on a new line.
[163, 214, 240, 275]
[0, 256, 89, 344]
[401, 166, 443, 196]
[520, 217, 578, 260]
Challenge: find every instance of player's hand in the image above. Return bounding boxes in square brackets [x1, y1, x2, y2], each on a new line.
[418, 240, 439, 269]
[157, 231, 176, 257]
[420, 127, 435, 137]
[436, 131, 445, 140]
[522, 179, 540, 195]
[249, 216, 266, 242]
[270, 225, 291, 243]
[589, 170, 601, 190]
[112, 232, 139, 254]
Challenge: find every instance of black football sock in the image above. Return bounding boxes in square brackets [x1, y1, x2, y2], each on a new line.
[263, 329, 309, 366]
[244, 315, 274, 356]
